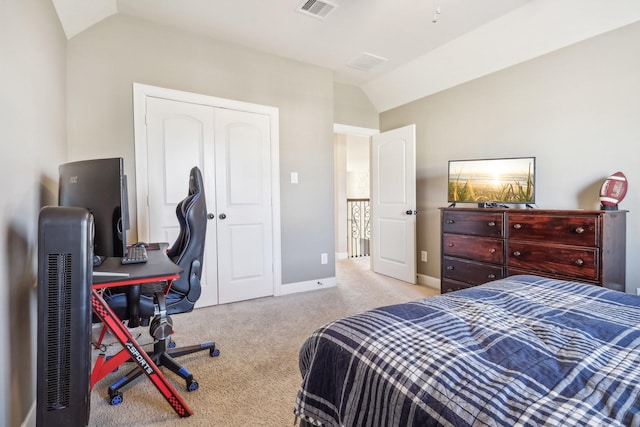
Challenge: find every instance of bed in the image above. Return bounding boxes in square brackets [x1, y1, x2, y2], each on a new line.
[294, 275, 640, 426]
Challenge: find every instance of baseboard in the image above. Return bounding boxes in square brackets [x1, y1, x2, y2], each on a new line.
[278, 276, 337, 295]
[417, 274, 440, 291]
[22, 400, 35, 427]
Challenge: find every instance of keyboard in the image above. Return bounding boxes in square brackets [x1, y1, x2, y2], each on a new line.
[121, 245, 149, 265]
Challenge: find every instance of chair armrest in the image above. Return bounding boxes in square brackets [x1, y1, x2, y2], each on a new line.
[187, 259, 202, 303]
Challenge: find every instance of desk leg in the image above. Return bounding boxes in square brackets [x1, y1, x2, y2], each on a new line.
[91, 348, 131, 390]
[91, 289, 193, 417]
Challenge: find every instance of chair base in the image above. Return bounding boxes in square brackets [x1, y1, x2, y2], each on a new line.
[107, 338, 219, 405]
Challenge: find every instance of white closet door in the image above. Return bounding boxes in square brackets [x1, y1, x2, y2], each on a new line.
[214, 108, 274, 304]
[145, 96, 219, 307]
[144, 96, 275, 307]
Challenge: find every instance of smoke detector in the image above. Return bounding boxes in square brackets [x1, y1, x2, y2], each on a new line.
[296, 0, 338, 19]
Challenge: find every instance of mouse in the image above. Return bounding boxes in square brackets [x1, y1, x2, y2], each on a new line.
[93, 254, 105, 267]
[132, 242, 148, 248]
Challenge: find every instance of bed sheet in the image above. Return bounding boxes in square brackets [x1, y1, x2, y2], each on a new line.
[294, 275, 640, 426]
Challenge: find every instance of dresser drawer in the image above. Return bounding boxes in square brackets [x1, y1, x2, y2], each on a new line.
[507, 241, 599, 281]
[441, 279, 476, 294]
[443, 256, 504, 285]
[443, 234, 504, 263]
[507, 214, 599, 246]
[442, 211, 504, 237]
[506, 268, 596, 284]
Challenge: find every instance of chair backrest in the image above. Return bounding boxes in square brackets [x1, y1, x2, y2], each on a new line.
[165, 166, 208, 313]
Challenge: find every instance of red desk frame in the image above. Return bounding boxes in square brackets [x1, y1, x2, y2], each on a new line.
[90, 248, 192, 417]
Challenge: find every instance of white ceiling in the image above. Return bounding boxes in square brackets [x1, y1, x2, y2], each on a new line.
[52, 0, 640, 112]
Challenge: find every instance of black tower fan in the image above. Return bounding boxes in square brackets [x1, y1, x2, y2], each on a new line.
[36, 207, 93, 427]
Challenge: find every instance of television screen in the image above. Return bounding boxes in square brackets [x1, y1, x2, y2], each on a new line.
[448, 157, 535, 205]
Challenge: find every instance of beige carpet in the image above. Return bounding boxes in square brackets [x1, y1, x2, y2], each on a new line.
[88, 257, 439, 426]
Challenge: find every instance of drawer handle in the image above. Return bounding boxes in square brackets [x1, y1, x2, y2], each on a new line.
[446, 266, 454, 271]
[513, 250, 521, 257]
[575, 227, 585, 234]
[487, 221, 496, 227]
[487, 274, 496, 279]
[575, 259, 584, 266]
[446, 219, 455, 224]
[513, 223, 522, 230]
[448, 242, 454, 247]
[489, 248, 496, 254]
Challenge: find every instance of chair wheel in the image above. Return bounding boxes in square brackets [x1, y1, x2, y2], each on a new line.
[109, 391, 123, 405]
[187, 380, 199, 392]
[210, 348, 220, 357]
[168, 340, 176, 349]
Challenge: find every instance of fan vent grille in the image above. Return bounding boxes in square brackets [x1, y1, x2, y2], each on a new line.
[45, 253, 73, 411]
[296, 0, 337, 19]
[347, 52, 389, 71]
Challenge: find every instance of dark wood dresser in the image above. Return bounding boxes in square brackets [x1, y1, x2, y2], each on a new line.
[440, 207, 627, 293]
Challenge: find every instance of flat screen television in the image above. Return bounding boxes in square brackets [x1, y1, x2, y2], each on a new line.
[447, 156, 536, 207]
[58, 157, 130, 257]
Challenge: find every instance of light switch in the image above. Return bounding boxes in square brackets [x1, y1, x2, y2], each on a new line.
[291, 172, 299, 184]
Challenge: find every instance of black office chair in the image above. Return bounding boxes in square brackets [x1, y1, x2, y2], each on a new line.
[103, 166, 219, 405]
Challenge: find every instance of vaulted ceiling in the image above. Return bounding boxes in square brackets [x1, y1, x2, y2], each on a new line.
[52, 0, 640, 112]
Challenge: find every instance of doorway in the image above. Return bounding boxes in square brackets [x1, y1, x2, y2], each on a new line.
[333, 124, 378, 262]
[333, 124, 417, 284]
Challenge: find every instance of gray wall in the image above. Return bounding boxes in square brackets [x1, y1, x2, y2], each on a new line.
[334, 82, 379, 130]
[381, 22, 640, 294]
[0, 0, 68, 425]
[66, 14, 336, 285]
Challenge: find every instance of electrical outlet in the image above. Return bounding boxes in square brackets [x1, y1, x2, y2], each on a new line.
[321, 253, 328, 264]
[421, 251, 428, 263]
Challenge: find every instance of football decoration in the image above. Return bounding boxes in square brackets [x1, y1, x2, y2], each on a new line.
[599, 171, 628, 209]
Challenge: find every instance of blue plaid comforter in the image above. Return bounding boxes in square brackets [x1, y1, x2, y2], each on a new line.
[294, 275, 640, 426]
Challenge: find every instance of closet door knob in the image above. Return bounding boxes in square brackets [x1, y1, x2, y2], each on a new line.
[207, 213, 215, 220]
[219, 213, 227, 220]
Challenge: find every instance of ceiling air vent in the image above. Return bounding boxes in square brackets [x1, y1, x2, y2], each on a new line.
[346, 52, 389, 72]
[296, 0, 337, 19]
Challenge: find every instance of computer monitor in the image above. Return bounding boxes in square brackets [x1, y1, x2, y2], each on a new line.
[58, 158, 130, 257]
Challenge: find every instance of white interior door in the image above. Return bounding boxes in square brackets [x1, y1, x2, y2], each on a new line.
[214, 108, 274, 304]
[145, 96, 219, 307]
[371, 124, 417, 284]
[143, 96, 274, 306]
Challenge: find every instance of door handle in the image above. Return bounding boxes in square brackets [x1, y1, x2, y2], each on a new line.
[405, 210, 417, 215]
[207, 213, 215, 220]
[219, 213, 227, 220]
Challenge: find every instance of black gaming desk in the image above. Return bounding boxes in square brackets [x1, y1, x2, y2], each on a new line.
[90, 243, 192, 417]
